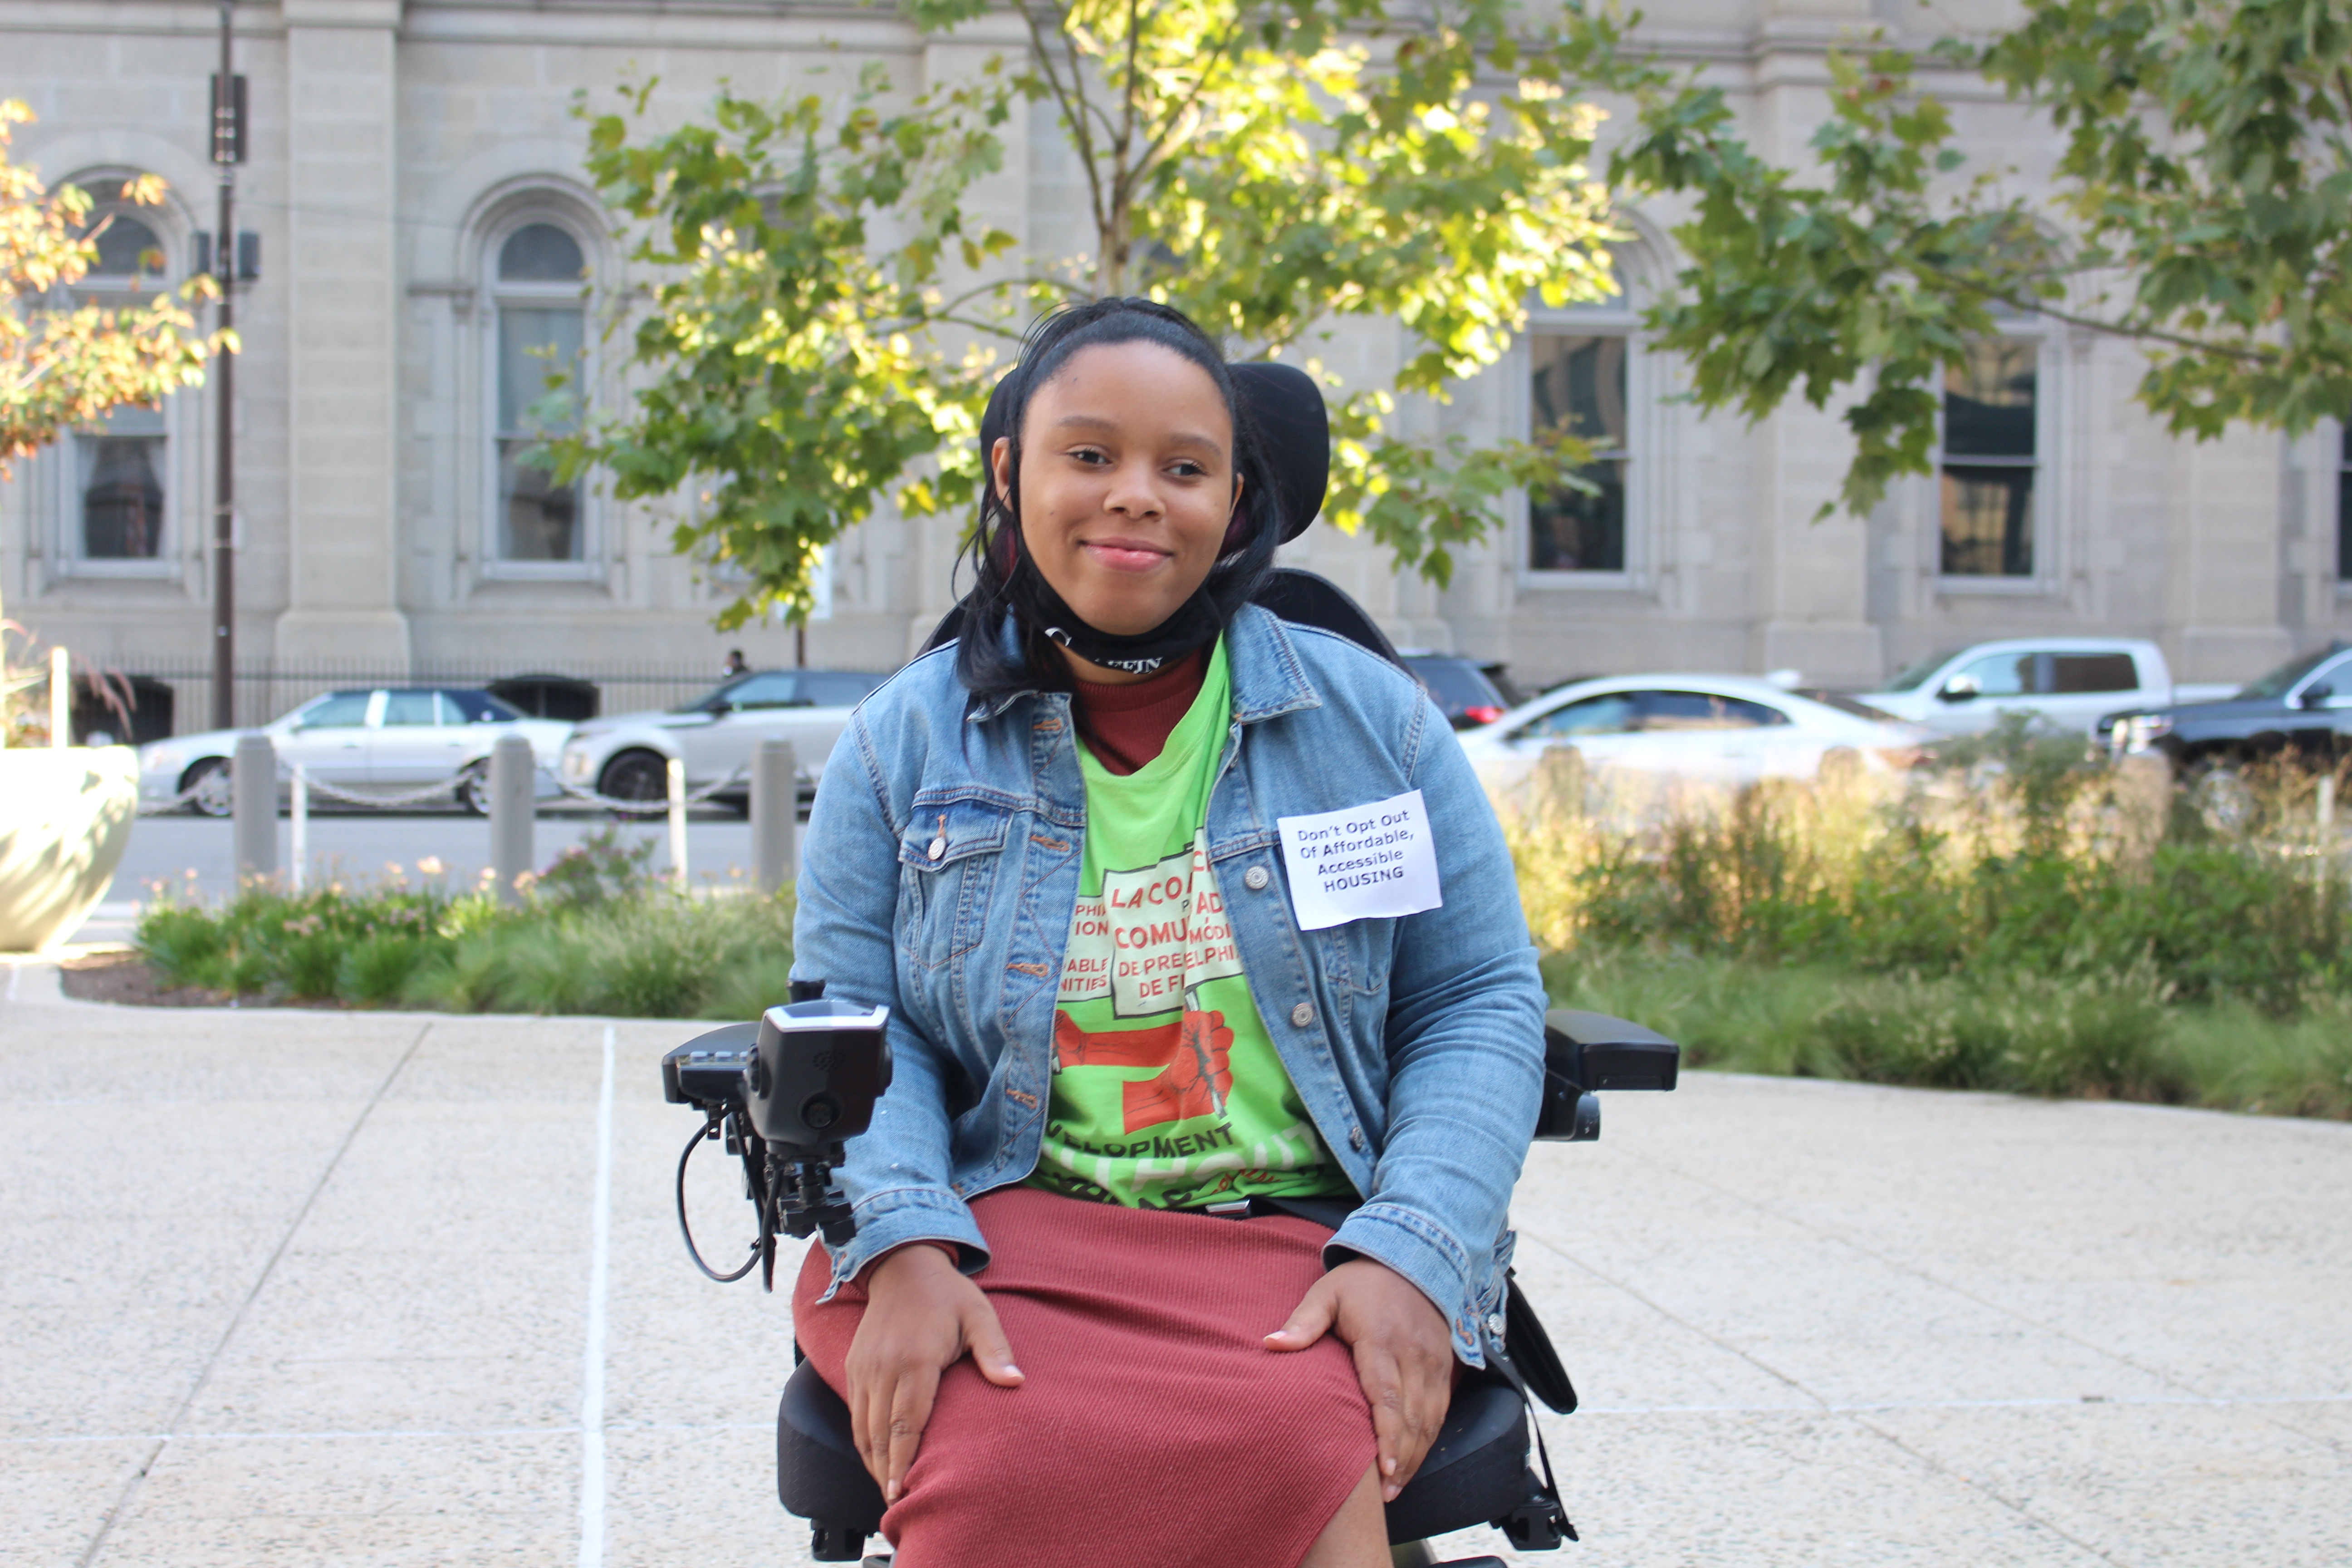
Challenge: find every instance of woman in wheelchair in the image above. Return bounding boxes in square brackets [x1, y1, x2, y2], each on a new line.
[790, 297, 1547, 1567]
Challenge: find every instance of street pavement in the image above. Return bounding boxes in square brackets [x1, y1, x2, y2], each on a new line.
[2, 964, 2347, 1567]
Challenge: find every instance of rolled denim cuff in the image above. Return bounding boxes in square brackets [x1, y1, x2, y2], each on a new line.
[815, 1185, 990, 1303]
[1325, 1200, 1485, 1367]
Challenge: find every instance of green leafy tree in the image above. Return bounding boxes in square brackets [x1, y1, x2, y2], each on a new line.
[562, 2, 1636, 627]
[1612, 0, 2352, 517]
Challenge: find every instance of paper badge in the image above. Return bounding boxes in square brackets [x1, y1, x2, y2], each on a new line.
[1274, 788, 1443, 931]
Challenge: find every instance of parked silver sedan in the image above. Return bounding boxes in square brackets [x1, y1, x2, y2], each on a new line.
[138, 688, 572, 816]
[557, 668, 891, 811]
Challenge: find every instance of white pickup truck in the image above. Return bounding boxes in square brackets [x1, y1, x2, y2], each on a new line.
[1854, 638, 2239, 738]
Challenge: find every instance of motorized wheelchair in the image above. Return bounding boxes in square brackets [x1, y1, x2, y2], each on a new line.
[659, 362, 1684, 1566]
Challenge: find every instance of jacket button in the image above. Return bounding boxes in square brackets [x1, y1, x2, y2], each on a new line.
[1289, 1002, 1314, 1028]
[1347, 1124, 1366, 1152]
[1485, 1312, 1509, 1341]
[1243, 865, 1270, 891]
[927, 837, 946, 860]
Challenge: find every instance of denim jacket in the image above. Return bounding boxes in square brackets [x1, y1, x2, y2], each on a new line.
[792, 605, 1546, 1363]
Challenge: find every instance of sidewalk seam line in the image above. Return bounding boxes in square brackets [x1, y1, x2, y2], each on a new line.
[578, 1023, 616, 1568]
[74, 1019, 436, 1568]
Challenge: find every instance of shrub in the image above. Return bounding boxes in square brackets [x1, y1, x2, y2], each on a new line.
[1511, 735, 2350, 1011]
[135, 861, 796, 1020]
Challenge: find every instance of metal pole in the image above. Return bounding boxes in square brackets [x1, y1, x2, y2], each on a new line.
[210, 0, 237, 730]
[666, 757, 689, 887]
[489, 732, 534, 906]
[231, 732, 276, 883]
[750, 738, 797, 893]
[49, 646, 68, 747]
[289, 765, 308, 892]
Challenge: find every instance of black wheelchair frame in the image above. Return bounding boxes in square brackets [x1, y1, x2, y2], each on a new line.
[758, 1005, 1677, 1566]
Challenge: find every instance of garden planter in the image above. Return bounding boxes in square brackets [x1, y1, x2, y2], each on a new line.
[0, 746, 137, 951]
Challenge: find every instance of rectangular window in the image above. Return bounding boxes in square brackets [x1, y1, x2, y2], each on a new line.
[495, 305, 584, 562]
[1940, 339, 2037, 577]
[2338, 421, 2352, 580]
[1527, 333, 1628, 573]
[78, 404, 167, 559]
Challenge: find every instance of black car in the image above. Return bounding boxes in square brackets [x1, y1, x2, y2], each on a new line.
[1401, 653, 1527, 729]
[2100, 642, 2352, 766]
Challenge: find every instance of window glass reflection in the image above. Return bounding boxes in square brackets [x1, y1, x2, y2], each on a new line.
[79, 404, 166, 559]
[495, 301, 584, 562]
[499, 223, 585, 282]
[1528, 333, 1628, 572]
[1940, 339, 2038, 577]
[84, 212, 163, 278]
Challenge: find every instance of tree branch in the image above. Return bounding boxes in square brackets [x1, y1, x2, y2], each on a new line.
[1920, 261, 2283, 366]
[1014, 0, 1112, 270]
[1131, 20, 1246, 184]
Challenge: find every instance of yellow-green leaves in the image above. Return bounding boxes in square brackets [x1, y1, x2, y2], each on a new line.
[1, 101, 226, 475]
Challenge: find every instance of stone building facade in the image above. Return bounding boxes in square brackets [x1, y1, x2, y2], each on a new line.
[6, 0, 2348, 732]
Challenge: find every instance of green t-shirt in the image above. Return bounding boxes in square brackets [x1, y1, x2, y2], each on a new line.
[1028, 636, 1352, 1210]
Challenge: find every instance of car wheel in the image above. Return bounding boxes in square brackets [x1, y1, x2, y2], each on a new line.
[182, 758, 233, 818]
[457, 761, 492, 817]
[598, 749, 672, 815]
[2189, 761, 2253, 833]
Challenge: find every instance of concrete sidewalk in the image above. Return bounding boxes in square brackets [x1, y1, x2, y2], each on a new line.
[3, 963, 2346, 1568]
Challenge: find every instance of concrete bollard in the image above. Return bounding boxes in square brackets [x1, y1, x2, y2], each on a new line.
[751, 738, 798, 893]
[666, 757, 689, 887]
[289, 767, 309, 893]
[49, 646, 69, 749]
[232, 732, 277, 883]
[490, 732, 535, 906]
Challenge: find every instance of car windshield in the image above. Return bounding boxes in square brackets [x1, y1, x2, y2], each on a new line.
[2237, 646, 2343, 701]
[1881, 648, 1965, 693]
[672, 676, 751, 714]
[1798, 688, 1899, 721]
[443, 689, 524, 723]
[1406, 658, 1504, 713]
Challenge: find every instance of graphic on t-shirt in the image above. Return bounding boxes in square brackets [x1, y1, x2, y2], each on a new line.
[1058, 842, 1246, 1017]
[1027, 636, 1355, 1212]
[1053, 995, 1233, 1132]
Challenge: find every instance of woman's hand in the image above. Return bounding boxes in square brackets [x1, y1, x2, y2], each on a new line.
[1265, 1258, 1455, 1501]
[843, 1242, 1024, 1504]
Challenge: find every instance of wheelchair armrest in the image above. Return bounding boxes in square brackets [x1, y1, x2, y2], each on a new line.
[1534, 1009, 1679, 1142]
[1544, 1009, 1679, 1092]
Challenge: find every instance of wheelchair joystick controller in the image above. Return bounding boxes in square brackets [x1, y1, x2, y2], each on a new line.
[661, 979, 892, 1290]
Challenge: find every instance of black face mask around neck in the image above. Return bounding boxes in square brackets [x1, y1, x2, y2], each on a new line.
[1003, 553, 1225, 677]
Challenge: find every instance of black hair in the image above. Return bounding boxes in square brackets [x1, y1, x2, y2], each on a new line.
[954, 298, 1283, 699]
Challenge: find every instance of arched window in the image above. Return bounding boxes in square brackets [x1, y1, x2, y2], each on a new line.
[489, 220, 588, 563]
[70, 202, 174, 564]
[85, 210, 165, 279]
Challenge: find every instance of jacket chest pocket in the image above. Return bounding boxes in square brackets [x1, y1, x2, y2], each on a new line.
[1317, 916, 1396, 1001]
[897, 802, 1013, 972]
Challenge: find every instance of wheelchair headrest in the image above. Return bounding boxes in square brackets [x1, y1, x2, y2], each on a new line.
[978, 359, 1327, 544]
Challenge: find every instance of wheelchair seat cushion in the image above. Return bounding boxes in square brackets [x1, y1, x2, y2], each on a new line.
[789, 1185, 1377, 1568]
